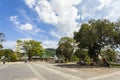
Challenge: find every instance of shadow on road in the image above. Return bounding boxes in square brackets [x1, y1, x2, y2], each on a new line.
[54, 64, 96, 68]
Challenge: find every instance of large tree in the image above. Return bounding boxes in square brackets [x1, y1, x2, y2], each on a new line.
[1, 49, 17, 62]
[114, 18, 120, 44]
[16, 40, 44, 61]
[74, 19, 120, 63]
[56, 37, 76, 62]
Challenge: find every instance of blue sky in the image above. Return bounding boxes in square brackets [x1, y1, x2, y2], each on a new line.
[0, 0, 120, 50]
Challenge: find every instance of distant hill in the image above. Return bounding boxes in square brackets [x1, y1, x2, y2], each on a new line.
[45, 48, 56, 51]
[44, 48, 56, 57]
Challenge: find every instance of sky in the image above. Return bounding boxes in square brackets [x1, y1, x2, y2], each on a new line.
[0, 0, 120, 50]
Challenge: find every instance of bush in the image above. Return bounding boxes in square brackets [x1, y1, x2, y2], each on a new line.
[85, 55, 91, 64]
[10, 54, 17, 62]
[71, 55, 79, 61]
[101, 49, 117, 62]
[74, 49, 91, 64]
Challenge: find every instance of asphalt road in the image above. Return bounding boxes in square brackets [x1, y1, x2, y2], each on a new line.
[0, 62, 81, 80]
[0, 62, 120, 80]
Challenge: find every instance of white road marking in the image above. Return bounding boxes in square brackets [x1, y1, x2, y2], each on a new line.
[33, 63, 84, 80]
[27, 63, 47, 80]
[87, 71, 120, 80]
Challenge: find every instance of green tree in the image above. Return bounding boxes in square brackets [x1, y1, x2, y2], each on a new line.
[16, 40, 44, 61]
[0, 50, 4, 59]
[0, 44, 3, 49]
[2, 49, 17, 62]
[56, 37, 76, 62]
[74, 19, 119, 64]
[101, 49, 117, 62]
[74, 49, 90, 64]
[114, 18, 120, 44]
[0, 44, 3, 59]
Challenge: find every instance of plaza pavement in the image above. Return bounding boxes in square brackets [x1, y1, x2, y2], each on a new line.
[0, 62, 120, 80]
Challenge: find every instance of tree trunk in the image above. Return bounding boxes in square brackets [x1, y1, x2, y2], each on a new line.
[28, 56, 32, 61]
[88, 45, 101, 65]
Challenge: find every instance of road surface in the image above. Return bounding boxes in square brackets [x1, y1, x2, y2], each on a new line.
[0, 62, 120, 80]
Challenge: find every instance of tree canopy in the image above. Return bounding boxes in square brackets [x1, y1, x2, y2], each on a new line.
[56, 37, 76, 62]
[101, 49, 117, 62]
[0, 49, 17, 62]
[74, 19, 120, 63]
[0, 44, 3, 49]
[16, 40, 44, 61]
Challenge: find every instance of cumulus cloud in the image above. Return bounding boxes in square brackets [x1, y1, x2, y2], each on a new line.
[24, 0, 36, 8]
[24, 0, 82, 37]
[97, 0, 112, 10]
[10, 16, 20, 25]
[20, 23, 33, 30]
[10, 16, 43, 36]
[78, 0, 120, 21]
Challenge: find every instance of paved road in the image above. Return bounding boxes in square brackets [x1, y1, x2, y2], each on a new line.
[0, 62, 81, 80]
[0, 62, 120, 80]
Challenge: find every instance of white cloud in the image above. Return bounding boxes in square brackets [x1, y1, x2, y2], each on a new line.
[42, 40, 58, 49]
[24, 0, 82, 37]
[2, 41, 16, 49]
[97, 0, 112, 10]
[10, 16, 34, 31]
[10, 16, 20, 25]
[10, 16, 44, 36]
[19, 38, 32, 41]
[2, 38, 32, 50]
[77, 0, 120, 22]
[103, 0, 120, 21]
[20, 23, 33, 30]
[49, 30, 61, 39]
[24, 0, 36, 8]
